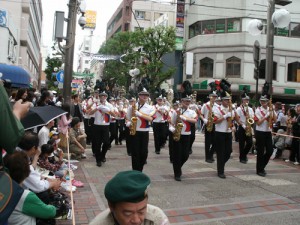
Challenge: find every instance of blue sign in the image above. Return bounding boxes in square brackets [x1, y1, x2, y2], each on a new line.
[56, 70, 64, 83]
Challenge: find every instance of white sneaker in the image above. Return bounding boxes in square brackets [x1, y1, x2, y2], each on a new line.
[61, 181, 76, 192]
[81, 153, 87, 159]
[294, 162, 299, 165]
[285, 159, 290, 162]
[270, 148, 277, 160]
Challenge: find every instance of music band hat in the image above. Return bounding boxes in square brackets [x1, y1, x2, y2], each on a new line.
[173, 100, 180, 106]
[99, 91, 108, 97]
[156, 95, 163, 100]
[241, 93, 250, 100]
[109, 97, 116, 102]
[260, 95, 269, 101]
[209, 91, 218, 97]
[138, 88, 150, 96]
[94, 89, 99, 94]
[181, 95, 192, 101]
[129, 97, 136, 102]
[221, 91, 231, 100]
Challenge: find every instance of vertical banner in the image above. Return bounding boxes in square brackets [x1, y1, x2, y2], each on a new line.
[175, 0, 185, 50]
[84, 10, 97, 30]
[186, 52, 194, 75]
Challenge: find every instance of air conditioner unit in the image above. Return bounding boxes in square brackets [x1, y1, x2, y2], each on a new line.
[275, 0, 292, 6]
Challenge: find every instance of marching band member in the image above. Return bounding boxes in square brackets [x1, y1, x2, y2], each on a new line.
[254, 95, 277, 177]
[213, 92, 235, 179]
[125, 98, 136, 156]
[188, 98, 198, 155]
[126, 89, 155, 171]
[108, 98, 119, 148]
[168, 101, 179, 163]
[169, 96, 197, 181]
[116, 97, 126, 145]
[153, 95, 169, 154]
[89, 92, 115, 167]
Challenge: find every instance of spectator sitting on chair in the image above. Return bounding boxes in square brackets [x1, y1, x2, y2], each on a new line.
[69, 117, 87, 160]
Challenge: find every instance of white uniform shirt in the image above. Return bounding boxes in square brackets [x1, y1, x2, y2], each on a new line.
[109, 105, 118, 123]
[213, 105, 234, 133]
[236, 105, 254, 126]
[169, 108, 197, 135]
[255, 106, 276, 132]
[126, 103, 155, 132]
[153, 104, 169, 123]
[94, 101, 114, 126]
[201, 101, 218, 119]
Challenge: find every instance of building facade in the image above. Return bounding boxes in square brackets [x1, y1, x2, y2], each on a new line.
[0, 0, 43, 88]
[184, 0, 300, 102]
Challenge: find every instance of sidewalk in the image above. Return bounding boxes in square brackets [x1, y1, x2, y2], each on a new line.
[57, 133, 300, 225]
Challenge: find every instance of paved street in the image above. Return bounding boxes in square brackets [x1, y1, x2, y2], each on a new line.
[57, 132, 300, 225]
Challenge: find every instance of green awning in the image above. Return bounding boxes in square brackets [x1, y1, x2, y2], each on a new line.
[72, 72, 94, 78]
[284, 88, 295, 95]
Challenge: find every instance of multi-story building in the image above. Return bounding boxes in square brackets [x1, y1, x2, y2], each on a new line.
[184, 0, 300, 103]
[0, 0, 43, 89]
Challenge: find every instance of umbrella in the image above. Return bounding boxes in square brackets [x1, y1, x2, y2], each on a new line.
[21, 105, 67, 130]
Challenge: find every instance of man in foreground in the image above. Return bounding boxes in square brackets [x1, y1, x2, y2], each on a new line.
[89, 170, 169, 225]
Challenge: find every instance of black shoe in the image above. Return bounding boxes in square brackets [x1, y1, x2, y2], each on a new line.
[240, 160, 247, 164]
[108, 145, 111, 150]
[170, 159, 173, 163]
[205, 159, 213, 163]
[101, 158, 106, 162]
[174, 176, 181, 181]
[127, 153, 132, 156]
[257, 172, 266, 177]
[145, 160, 147, 164]
[218, 173, 226, 179]
[155, 151, 160, 154]
[115, 142, 119, 145]
[119, 141, 122, 145]
[96, 162, 102, 167]
[189, 150, 193, 155]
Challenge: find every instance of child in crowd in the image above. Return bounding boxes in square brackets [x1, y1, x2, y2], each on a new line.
[271, 129, 286, 159]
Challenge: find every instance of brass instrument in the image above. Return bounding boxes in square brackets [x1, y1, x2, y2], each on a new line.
[173, 109, 184, 142]
[206, 97, 214, 132]
[287, 115, 292, 134]
[129, 103, 137, 136]
[245, 103, 254, 136]
[227, 96, 233, 129]
[268, 97, 274, 129]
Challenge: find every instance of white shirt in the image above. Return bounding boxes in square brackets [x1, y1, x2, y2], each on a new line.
[109, 105, 118, 123]
[38, 126, 50, 147]
[23, 165, 50, 193]
[201, 101, 218, 119]
[169, 108, 197, 135]
[236, 105, 254, 125]
[213, 105, 234, 133]
[94, 101, 114, 126]
[255, 106, 276, 132]
[153, 104, 169, 123]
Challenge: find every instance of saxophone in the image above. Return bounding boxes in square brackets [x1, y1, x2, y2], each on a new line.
[206, 97, 214, 132]
[245, 103, 254, 136]
[268, 97, 274, 129]
[173, 109, 184, 142]
[129, 103, 137, 136]
[227, 98, 233, 129]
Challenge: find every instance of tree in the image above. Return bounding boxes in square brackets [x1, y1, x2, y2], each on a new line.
[44, 57, 63, 92]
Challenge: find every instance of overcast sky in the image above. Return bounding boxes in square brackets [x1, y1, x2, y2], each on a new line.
[41, 0, 122, 68]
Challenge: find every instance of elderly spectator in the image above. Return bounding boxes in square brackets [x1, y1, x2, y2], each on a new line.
[69, 117, 87, 159]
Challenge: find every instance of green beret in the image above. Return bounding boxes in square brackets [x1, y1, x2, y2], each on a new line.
[105, 170, 150, 203]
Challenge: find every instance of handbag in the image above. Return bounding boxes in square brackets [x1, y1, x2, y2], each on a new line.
[0, 171, 24, 225]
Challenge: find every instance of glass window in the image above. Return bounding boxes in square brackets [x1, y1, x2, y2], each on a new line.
[199, 57, 214, 78]
[291, 23, 300, 38]
[258, 59, 277, 80]
[135, 11, 145, 19]
[275, 27, 289, 37]
[287, 62, 300, 82]
[202, 20, 215, 34]
[227, 18, 240, 32]
[194, 21, 201, 36]
[226, 57, 241, 77]
[216, 19, 225, 33]
[189, 26, 195, 39]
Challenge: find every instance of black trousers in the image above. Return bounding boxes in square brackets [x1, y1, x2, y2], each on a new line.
[168, 131, 174, 162]
[290, 138, 300, 162]
[238, 125, 253, 161]
[153, 122, 166, 153]
[109, 122, 117, 144]
[83, 117, 94, 144]
[255, 130, 273, 173]
[172, 135, 190, 177]
[116, 119, 125, 143]
[204, 126, 215, 160]
[215, 132, 232, 175]
[92, 125, 109, 163]
[189, 123, 196, 152]
[131, 131, 149, 171]
[163, 122, 169, 146]
[125, 127, 132, 155]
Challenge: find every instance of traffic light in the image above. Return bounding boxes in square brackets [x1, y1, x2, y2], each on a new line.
[253, 40, 261, 69]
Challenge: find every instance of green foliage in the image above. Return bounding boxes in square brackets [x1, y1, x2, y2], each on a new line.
[44, 57, 63, 92]
[98, 26, 176, 93]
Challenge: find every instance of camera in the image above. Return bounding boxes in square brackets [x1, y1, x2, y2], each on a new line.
[78, 15, 86, 27]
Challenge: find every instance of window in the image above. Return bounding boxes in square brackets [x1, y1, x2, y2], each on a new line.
[275, 27, 289, 37]
[202, 20, 215, 34]
[124, 23, 129, 31]
[85, 60, 89, 64]
[135, 11, 145, 19]
[85, 47, 89, 51]
[199, 57, 214, 78]
[227, 18, 240, 32]
[226, 57, 241, 77]
[216, 19, 225, 33]
[291, 23, 300, 38]
[258, 59, 277, 80]
[287, 62, 300, 82]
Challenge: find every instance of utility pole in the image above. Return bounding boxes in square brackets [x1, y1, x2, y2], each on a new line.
[63, 0, 78, 104]
[266, 0, 275, 96]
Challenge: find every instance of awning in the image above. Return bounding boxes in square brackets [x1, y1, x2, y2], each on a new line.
[0, 64, 31, 88]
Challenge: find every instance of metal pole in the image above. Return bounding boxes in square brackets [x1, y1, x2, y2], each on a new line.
[63, 0, 77, 104]
[266, 0, 275, 96]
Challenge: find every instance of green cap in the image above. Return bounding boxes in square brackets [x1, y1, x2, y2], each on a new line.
[105, 170, 150, 203]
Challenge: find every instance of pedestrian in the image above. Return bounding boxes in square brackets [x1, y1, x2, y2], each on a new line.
[89, 170, 169, 225]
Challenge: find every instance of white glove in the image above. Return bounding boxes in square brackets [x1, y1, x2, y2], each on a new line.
[226, 112, 232, 118]
[264, 112, 270, 119]
[242, 124, 246, 129]
[169, 125, 175, 133]
[180, 115, 187, 121]
[203, 118, 208, 124]
[135, 111, 142, 117]
[126, 121, 131, 127]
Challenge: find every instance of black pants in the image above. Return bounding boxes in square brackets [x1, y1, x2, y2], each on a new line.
[116, 119, 125, 143]
[290, 138, 300, 162]
[204, 126, 215, 160]
[172, 135, 190, 177]
[238, 125, 253, 161]
[125, 127, 132, 155]
[215, 132, 232, 175]
[83, 117, 94, 144]
[255, 130, 273, 173]
[109, 122, 117, 144]
[92, 125, 109, 163]
[189, 123, 196, 152]
[163, 122, 169, 146]
[131, 131, 149, 171]
[168, 131, 174, 162]
[153, 122, 166, 153]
